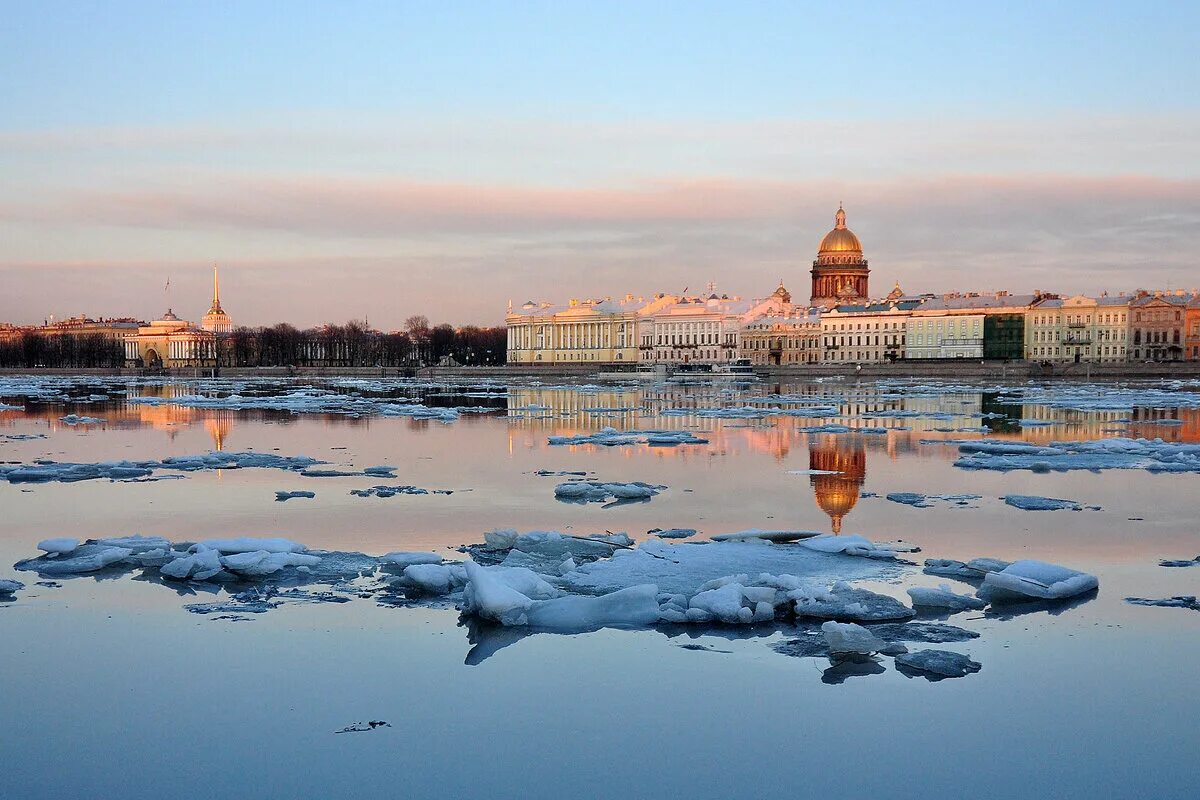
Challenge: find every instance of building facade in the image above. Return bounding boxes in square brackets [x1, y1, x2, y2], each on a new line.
[124, 310, 217, 369]
[505, 295, 676, 365]
[1026, 295, 1132, 362]
[739, 312, 822, 365]
[1187, 298, 1200, 360]
[810, 205, 869, 308]
[1129, 293, 1192, 361]
[820, 301, 918, 363]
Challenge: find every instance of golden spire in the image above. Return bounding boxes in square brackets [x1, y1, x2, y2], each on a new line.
[835, 203, 846, 230]
[208, 264, 224, 314]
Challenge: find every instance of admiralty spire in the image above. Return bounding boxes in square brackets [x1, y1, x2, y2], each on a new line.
[810, 204, 870, 307]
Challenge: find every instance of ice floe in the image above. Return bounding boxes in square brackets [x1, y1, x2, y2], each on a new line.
[1003, 494, 1083, 511]
[553, 480, 665, 505]
[0, 579, 23, 595]
[0, 451, 322, 484]
[976, 560, 1098, 603]
[955, 438, 1200, 473]
[58, 414, 106, 425]
[275, 490, 316, 501]
[350, 485, 452, 498]
[895, 649, 982, 680]
[1124, 596, 1199, 611]
[886, 492, 981, 508]
[1158, 556, 1199, 568]
[907, 584, 986, 611]
[923, 558, 1011, 580]
[650, 528, 697, 539]
[821, 621, 886, 658]
[37, 537, 80, 555]
[548, 427, 707, 447]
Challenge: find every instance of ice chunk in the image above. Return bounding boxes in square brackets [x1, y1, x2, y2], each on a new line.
[0, 579, 24, 595]
[1003, 494, 1082, 511]
[687, 582, 775, 624]
[977, 560, 1098, 603]
[1125, 596, 1199, 611]
[195, 537, 307, 554]
[907, 584, 986, 611]
[886, 492, 981, 508]
[790, 581, 915, 622]
[895, 649, 981, 679]
[461, 561, 534, 625]
[37, 537, 80, 555]
[220, 550, 322, 577]
[821, 621, 885, 657]
[401, 563, 467, 594]
[799, 534, 899, 559]
[161, 549, 225, 581]
[16, 545, 132, 575]
[59, 414, 105, 425]
[380, 551, 444, 569]
[553, 480, 664, 504]
[526, 585, 661, 630]
[650, 528, 697, 539]
[275, 490, 316, 501]
[923, 557, 1011, 579]
[710, 529, 822, 543]
[1158, 557, 1199, 568]
[95, 535, 173, 552]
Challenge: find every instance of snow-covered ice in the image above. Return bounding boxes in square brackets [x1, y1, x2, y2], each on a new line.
[553, 480, 665, 504]
[821, 621, 886, 657]
[0, 579, 24, 595]
[1125, 596, 1199, 611]
[977, 560, 1098, 603]
[1003, 494, 1083, 511]
[887, 492, 981, 508]
[37, 537, 80, 555]
[907, 584, 986, 611]
[924, 557, 1011, 579]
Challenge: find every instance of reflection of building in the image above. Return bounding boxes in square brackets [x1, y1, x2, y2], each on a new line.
[124, 309, 216, 369]
[810, 205, 869, 307]
[808, 435, 866, 533]
[201, 267, 233, 334]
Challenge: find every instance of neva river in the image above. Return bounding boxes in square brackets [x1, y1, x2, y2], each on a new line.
[1, 375, 1198, 799]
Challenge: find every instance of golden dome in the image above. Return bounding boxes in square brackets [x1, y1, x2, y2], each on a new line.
[818, 205, 862, 254]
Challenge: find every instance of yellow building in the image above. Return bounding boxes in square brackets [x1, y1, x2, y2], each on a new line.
[505, 294, 678, 365]
[1026, 295, 1131, 362]
[124, 309, 216, 369]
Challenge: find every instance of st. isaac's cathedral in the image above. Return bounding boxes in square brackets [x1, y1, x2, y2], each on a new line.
[810, 204, 870, 307]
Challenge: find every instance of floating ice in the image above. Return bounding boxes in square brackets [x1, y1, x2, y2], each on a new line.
[1003, 495, 1082, 511]
[363, 465, 397, 476]
[219, 550, 322, 577]
[58, 414, 105, 425]
[350, 485, 451, 498]
[275, 490, 316, 501]
[548, 427, 707, 447]
[923, 557, 1011, 579]
[955, 437, 1200, 474]
[16, 544, 134, 575]
[37, 537, 80, 555]
[907, 584, 986, 611]
[821, 621, 886, 657]
[710, 529, 823, 543]
[197, 537, 308, 554]
[553, 480, 665, 505]
[525, 585, 661, 630]
[887, 492, 981, 508]
[977, 560, 1098, 603]
[895, 649, 982, 679]
[798, 534, 903, 559]
[161, 549, 224, 580]
[0, 451, 323, 484]
[1158, 557, 1199, 568]
[0, 579, 23, 595]
[790, 580, 916, 622]
[786, 469, 840, 476]
[650, 528, 697, 539]
[1125, 596, 1199, 611]
[380, 551, 444, 569]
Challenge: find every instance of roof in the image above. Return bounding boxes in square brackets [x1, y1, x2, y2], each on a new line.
[918, 293, 1042, 311]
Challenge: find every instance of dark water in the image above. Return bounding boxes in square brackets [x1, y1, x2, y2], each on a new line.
[1, 377, 1197, 799]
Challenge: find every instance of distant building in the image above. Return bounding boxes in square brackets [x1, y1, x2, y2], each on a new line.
[740, 310, 822, 366]
[1129, 292, 1192, 361]
[200, 267, 233, 334]
[1026, 294, 1130, 362]
[820, 300, 920, 363]
[1187, 297, 1200, 360]
[505, 294, 676, 365]
[810, 205, 869, 308]
[909, 293, 1042, 360]
[124, 309, 216, 369]
[641, 285, 794, 366]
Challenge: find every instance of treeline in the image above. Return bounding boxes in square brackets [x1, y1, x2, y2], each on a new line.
[0, 333, 125, 368]
[224, 317, 507, 367]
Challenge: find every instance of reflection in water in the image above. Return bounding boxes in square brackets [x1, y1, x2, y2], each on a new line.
[808, 435, 866, 534]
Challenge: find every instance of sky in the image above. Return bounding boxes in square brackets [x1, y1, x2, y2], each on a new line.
[1, 1, 1198, 328]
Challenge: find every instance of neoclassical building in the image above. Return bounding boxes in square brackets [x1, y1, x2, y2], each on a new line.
[124, 309, 217, 369]
[810, 205, 870, 307]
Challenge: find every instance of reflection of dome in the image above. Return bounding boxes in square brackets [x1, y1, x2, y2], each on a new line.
[809, 436, 867, 534]
[818, 208, 863, 255]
